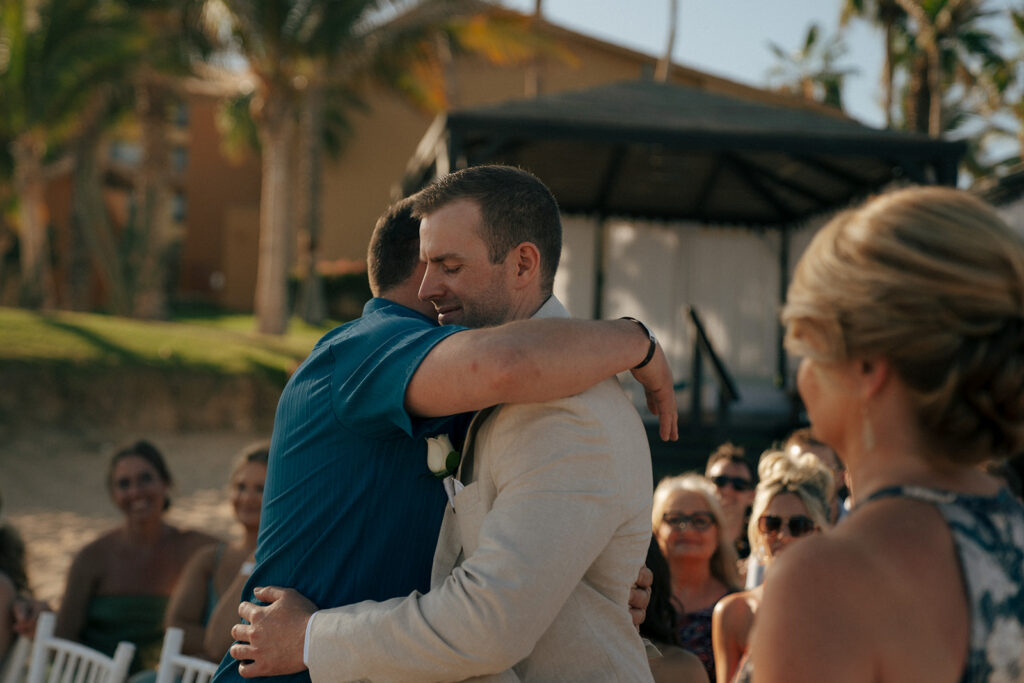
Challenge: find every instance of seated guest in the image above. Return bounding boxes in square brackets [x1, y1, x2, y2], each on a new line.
[641, 536, 710, 683]
[784, 426, 848, 522]
[711, 450, 833, 682]
[165, 442, 268, 662]
[0, 490, 30, 670]
[56, 441, 217, 673]
[653, 473, 742, 683]
[704, 444, 755, 568]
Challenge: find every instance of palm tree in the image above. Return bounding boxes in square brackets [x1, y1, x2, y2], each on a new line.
[218, 0, 551, 334]
[0, 0, 141, 308]
[117, 0, 219, 319]
[767, 23, 858, 110]
[840, 0, 906, 127]
[891, 0, 1005, 136]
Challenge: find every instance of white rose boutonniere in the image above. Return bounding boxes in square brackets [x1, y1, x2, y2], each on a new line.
[426, 434, 464, 509]
[426, 434, 460, 479]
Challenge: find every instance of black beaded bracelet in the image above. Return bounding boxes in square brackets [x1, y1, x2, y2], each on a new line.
[620, 317, 657, 369]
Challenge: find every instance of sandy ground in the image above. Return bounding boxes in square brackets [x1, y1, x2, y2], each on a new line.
[1, 428, 270, 607]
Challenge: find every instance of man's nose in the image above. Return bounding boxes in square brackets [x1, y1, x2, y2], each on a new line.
[418, 266, 442, 302]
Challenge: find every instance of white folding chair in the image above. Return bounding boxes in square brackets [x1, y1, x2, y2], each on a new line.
[153, 629, 216, 683]
[1, 636, 32, 683]
[26, 612, 135, 683]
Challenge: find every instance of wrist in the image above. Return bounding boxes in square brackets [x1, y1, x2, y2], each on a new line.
[619, 317, 657, 369]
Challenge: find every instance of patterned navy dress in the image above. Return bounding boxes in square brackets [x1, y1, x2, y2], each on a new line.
[862, 485, 1024, 683]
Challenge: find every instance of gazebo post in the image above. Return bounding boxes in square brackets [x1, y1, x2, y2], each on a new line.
[591, 215, 606, 320]
[776, 227, 790, 390]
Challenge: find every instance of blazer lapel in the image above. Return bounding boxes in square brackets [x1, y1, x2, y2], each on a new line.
[457, 404, 497, 484]
[430, 404, 497, 585]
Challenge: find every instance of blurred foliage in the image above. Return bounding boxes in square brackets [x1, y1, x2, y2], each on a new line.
[0, 305, 334, 381]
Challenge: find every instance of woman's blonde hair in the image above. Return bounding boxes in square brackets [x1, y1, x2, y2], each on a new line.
[783, 186, 1024, 463]
[228, 440, 270, 484]
[652, 473, 741, 591]
[748, 450, 834, 562]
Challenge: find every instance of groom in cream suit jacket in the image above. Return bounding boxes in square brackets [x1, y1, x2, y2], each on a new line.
[231, 166, 657, 682]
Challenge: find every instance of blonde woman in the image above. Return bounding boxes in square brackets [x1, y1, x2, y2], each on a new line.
[711, 450, 833, 683]
[750, 186, 1024, 682]
[164, 442, 269, 661]
[653, 473, 741, 683]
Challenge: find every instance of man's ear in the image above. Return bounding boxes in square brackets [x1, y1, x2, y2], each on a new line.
[510, 242, 541, 288]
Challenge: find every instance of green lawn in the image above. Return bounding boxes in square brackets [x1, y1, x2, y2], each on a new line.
[0, 307, 340, 384]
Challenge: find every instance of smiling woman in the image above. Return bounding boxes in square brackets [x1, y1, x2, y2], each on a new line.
[652, 473, 742, 682]
[54, 441, 218, 674]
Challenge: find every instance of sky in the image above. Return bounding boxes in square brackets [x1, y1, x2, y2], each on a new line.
[496, 0, 1012, 130]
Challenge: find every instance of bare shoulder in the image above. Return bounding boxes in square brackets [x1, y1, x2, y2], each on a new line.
[713, 590, 755, 632]
[172, 526, 220, 550]
[649, 644, 709, 683]
[752, 498, 966, 682]
[74, 527, 121, 559]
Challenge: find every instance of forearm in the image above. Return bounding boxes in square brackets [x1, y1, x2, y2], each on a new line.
[407, 318, 651, 417]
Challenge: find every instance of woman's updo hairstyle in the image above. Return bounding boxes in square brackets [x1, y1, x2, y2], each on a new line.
[783, 186, 1024, 464]
[748, 450, 833, 562]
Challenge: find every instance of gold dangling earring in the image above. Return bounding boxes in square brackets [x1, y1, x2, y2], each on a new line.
[862, 405, 875, 452]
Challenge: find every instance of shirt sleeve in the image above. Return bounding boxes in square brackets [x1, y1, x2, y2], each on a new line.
[330, 318, 464, 440]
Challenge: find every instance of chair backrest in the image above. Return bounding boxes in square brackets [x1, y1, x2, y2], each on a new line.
[154, 629, 217, 683]
[1, 636, 32, 683]
[26, 612, 135, 683]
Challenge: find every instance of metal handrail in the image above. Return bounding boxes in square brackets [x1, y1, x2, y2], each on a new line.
[687, 305, 741, 423]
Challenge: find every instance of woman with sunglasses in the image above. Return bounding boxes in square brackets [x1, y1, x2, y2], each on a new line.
[652, 473, 742, 683]
[749, 187, 1024, 682]
[711, 450, 833, 683]
[56, 441, 217, 673]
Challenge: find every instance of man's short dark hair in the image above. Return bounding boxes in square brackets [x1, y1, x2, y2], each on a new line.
[367, 196, 421, 296]
[412, 165, 562, 295]
[705, 442, 753, 481]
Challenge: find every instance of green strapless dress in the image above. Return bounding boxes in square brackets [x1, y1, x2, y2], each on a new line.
[80, 595, 168, 674]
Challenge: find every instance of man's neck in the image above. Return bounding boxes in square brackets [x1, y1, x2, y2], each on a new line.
[509, 291, 551, 322]
[377, 285, 437, 320]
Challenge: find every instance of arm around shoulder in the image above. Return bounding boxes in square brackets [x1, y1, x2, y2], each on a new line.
[406, 318, 670, 421]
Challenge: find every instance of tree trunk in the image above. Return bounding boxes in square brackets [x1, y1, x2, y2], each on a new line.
[895, 0, 941, 136]
[882, 25, 895, 128]
[70, 98, 133, 315]
[296, 85, 327, 325]
[129, 74, 175, 319]
[12, 132, 55, 309]
[253, 87, 296, 335]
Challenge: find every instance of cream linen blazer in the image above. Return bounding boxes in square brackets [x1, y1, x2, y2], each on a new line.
[307, 297, 655, 682]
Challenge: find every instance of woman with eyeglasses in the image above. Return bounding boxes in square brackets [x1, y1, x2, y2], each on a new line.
[748, 187, 1024, 683]
[55, 441, 217, 673]
[652, 473, 742, 683]
[710, 450, 832, 683]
